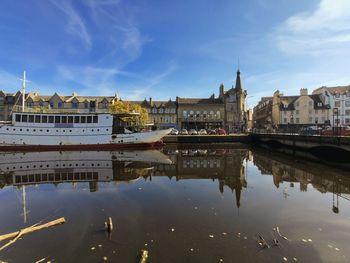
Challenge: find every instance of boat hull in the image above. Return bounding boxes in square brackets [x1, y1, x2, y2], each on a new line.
[0, 141, 165, 152]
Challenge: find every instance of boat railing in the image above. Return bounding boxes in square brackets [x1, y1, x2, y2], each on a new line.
[11, 105, 110, 114]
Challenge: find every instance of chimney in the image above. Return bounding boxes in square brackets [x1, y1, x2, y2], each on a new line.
[72, 91, 78, 97]
[149, 97, 153, 105]
[300, 88, 308, 96]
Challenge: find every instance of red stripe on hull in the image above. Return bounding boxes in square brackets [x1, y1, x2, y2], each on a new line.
[0, 142, 164, 152]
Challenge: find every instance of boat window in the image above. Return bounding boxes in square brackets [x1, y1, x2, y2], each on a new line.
[68, 116, 73, 123]
[15, 114, 21, 122]
[62, 116, 67, 123]
[42, 116, 48, 123]
[81, 116, 86, 123]
[29, 115, 34, 123]
[48, 116, 54, 123]
[55, 116, 61, 123]
[35, 115, 41, 123]
[87, 116, 92, 123]
[93, 116, 98, 123]
[22, 115, 28, 122]
[74, 116, 80, 123]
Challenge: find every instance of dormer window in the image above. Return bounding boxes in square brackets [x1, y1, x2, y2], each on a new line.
[72, 102, 78, 109]
[317, 102, 322, 107]
[335, 93, 340, 98]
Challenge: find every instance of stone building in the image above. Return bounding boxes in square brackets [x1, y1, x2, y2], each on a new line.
[313, 85, 350, 126]
[139, 98, 177, 129]
[177, 70, 247, 132]
[253, 97, 273, 130]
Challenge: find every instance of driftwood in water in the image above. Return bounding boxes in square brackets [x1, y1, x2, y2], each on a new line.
[0, 217, 65, 251]
[139, 250, 148, 263]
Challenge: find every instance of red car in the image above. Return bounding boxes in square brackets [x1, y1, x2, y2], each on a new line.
[216, 128, 227, 135]
[321, 126, 350, 136]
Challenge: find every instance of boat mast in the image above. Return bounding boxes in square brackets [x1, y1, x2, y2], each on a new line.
[22, 71, 26, 112]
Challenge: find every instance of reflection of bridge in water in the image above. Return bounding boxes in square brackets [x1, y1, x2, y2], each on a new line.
[252, 148, 350, 213]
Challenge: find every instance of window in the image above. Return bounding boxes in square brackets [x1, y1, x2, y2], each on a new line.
[68, 116, 73, 123]
[84, 102, 89, 109]
[315, 117, 318, 123]
[152, 108, 157, 114]
[58, 102, 63, 108]
[165, 108, 169, 113]
[315, 110, 318, 114]
[346, 118, 350, 124]
[42, 116, 48, 123]
[39, 101, 44, 107]
[309, 117, 313, 123]
[61, 116, 67, 123]
[35, 115, 41, 123]
[345, 101, 350, 107]
[317, 102, 322, 107]
[159, 108, 164, 114]
[15, 114, 21, 122]
[48, 116, 54, 123]
[322, 117, 325, 122]
[171, 108, 176, 113]
[50, 102, 54, 108]
[72, 102, 78, 109]
[216, 111, 221, 118]
[296, 118, 299, 124]
[335, 93, 340, 98]
[346, 110, 350, 115]
[296, 110, 299, 115]
[93, 116, 98, 123]
[335, 101, 340, 107]
[284, 118, 287, 123]
[183, 111, 187, 118]
[81, 116, 86, 123]
[28, 115, 34, 123]
[55, 116, 61, 123]
[74, 116, 80, 123]
[87, 116, 92, 123]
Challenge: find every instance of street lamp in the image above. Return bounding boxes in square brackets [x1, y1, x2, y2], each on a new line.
[290, 114, 294, 134]
[333, 108, 339, 136]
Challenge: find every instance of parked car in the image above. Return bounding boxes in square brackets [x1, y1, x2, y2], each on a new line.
[189, 129, 198, 135]
[180, 129, 188, 135]
[322, 126, 350, 136]
[198, 129, 207, 135]
[208, 129, 217, 135]
[300, 126, 321, 136]
[170, 128, 179, 135]
[216, 128, 227, 135]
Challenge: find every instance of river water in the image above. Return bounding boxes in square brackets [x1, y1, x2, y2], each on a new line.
[0, 145, 349, 263]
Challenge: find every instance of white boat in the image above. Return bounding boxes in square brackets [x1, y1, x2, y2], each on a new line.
[0, 112, 172, 151]
[0, 72, 172, 151]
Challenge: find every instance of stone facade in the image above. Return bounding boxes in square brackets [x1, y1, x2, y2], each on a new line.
[139, 98, 177, 129]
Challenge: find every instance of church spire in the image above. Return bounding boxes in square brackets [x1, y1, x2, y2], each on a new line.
[235, 68, 242, 91]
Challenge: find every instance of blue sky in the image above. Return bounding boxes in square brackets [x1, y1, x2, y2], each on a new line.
[0, 0, 350, 108]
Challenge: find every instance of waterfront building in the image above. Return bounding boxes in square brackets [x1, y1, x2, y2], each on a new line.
[177, 70, 247, 132]
[313, 85, 350, 126]
[139, 98, 177, 129]
[253, 88, 331, 131]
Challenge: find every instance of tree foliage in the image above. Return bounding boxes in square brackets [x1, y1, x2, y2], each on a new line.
[109, 100, 149, 125]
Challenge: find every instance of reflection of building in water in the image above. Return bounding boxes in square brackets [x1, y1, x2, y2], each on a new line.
[253, 150, 350, 213]
[0, 148, 248, 208]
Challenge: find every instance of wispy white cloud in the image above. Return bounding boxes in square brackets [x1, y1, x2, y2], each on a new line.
[49, 0, 92, 50]
[275, 0, 350, 56]
[56, 61, 177, 100]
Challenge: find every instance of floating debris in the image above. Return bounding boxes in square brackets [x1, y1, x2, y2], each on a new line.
[90, 247, 96, 251]
[243, 236, 247, 240]
[222, 232, 227, 236]
[138, 187, 142, 190]
[301, 239, 307, 243]
[103, 256, 107, 261]
[308, 239, 312, 242]
[113, 251, 116, 254]
[276, 227, 289, 241]
[98, 244, 102, 248]
[139, 250, 148, 263]
[328, 244, 333, 248]
[258, 235, 270, 249]
[272, 239, 280, 247]
[209, 235, 214, 238]
[219, 259, 224, 262]
[335, 248, 340, 251]
[144, 243, 148, 247]
[190, 248, 194, 252]
[194, 207, 198, 210]
[283, 257, 288, 261]
[293, 257, 298, 262]
[171, 228, 175, 232]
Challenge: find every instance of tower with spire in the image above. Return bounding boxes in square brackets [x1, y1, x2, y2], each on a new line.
[220, 67, 247, 133]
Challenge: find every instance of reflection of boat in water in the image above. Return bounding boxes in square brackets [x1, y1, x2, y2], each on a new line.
[0, 150, 172, 187]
